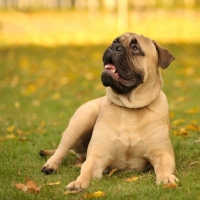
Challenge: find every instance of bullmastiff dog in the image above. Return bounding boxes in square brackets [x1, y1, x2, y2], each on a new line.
[40, 32, 178, 190]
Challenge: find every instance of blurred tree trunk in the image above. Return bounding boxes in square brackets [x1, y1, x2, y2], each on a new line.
[71, 0, 75, 8]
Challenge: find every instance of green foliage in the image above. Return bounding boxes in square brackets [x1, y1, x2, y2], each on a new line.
[0, 43, 200, 199]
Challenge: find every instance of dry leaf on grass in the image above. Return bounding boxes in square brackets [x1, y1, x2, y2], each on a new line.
[173, 128, 188, 136]
[83, 191, 105, 198]
[126, 176, 138, 182]
[43, 181, 60, 186]
[172, 119, 185, 126]
[14, 179, 41, 193]
[188, 161, 199, 166]
[107, 168, 118, 177]
[6, 125, 15, 132]
[186, 124, 200, 131]
[186, 107, 199, 114]
[64, 190, 81, 195]
[162, 182, 178, 189]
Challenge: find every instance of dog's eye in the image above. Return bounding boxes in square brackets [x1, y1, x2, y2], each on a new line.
[132, 45, 139, 52]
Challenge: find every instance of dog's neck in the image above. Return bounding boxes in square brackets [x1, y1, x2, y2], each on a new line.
[106, 70, 163, 108]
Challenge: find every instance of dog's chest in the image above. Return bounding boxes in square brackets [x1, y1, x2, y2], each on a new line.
[95, 103, 155, 170]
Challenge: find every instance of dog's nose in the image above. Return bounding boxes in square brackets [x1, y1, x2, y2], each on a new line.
[109, 43, 123, 51]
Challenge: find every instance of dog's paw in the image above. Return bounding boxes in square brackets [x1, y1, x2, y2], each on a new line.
[156, 174, 179, 185]
[41, 161, 58, 175]
[66, 180, 89, 191]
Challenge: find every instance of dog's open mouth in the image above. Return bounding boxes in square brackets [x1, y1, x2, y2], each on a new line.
[104, 64, 119, 80]
[103, 64, 134, 86]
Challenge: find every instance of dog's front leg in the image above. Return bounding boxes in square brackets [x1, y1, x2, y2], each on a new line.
[150, 152, 178, 185]
[66, 153, 113, 191]
[41, 98, 103, 174]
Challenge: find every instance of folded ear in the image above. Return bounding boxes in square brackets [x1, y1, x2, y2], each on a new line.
[153, 41, 175, 69]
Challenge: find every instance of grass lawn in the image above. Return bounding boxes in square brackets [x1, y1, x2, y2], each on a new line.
[0, 11, 200, 200]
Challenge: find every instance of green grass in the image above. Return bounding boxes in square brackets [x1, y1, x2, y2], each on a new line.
[0, 43, 200, 200]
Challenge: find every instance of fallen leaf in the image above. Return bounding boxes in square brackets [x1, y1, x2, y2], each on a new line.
[126, 176, 138, 182]
[14, 101, 20, 108]
[19, 136, 28, 141]
[32, 100, 41, 106]
[64, 190, 81, 195]
[6, 125, 15, 132]
[172, 119, 185, 126]
[186, 124, 200, 131]
[189, 161, 199, 166]
[6, 134, 16, 139]
[107, 168, 118, 177]
[175, 96, 187, 103]
[83, 191, 105, 198]
[173, 128, 188, 136]
[15, 183, 28, 192]
[43, 181, 60, 186]
[52, 93, 61, 100]
[16, 128, 23, 135]
[14, 179, 41, 193]
[162, 182, 178, 189]
[186, 107, 199, 114]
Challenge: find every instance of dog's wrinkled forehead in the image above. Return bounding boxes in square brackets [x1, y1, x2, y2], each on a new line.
[117, 33, 152, 45]
[117, 32, 154, 50]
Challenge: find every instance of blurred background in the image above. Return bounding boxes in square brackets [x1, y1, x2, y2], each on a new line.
[0, 0, 200, 45]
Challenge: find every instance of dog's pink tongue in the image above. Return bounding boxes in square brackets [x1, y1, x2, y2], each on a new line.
[104, 64, 116, 70]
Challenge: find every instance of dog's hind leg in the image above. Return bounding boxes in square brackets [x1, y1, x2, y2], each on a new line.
[39, 149, 56, 156]
[41, 97, 104, 174]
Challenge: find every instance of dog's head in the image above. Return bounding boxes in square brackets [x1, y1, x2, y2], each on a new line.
[101, 32, 175, 94]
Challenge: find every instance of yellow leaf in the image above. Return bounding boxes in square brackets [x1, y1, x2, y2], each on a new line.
[14, 102, 20, 108]
[173, 128, 188, 136]
[16, 128, 23, 135]
[162, 182, 178, 189]
[172, 119, 185, 126]
[64, 190, 80, 195]
[169, 112, 175, 118]
[186, 107, 199, 114]
[22, 84, 37, 95]
[44, 181, 60, 186]
[6, 125, 15, 132]
[6, 134, 16, 139]
[32, 100, 41, 106]
[186, 124, 200, 131]
[52, 93, 61, 100]
[191, 119, 198, 125]
[107, 168, 118, 177]
[184, 67, 194, 76]
[83, 191, 105, 198]
[126, 176, 138, 182]
[175, 96, 187, 102]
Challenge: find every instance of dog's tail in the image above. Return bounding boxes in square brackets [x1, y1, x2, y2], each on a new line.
[39, 149, 56, 157]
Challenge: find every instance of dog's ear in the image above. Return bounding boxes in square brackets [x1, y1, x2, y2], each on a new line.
[153, 41, 175, 69]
